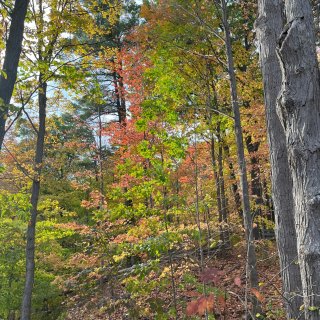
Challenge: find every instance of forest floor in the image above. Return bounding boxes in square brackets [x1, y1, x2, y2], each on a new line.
[65, 240, 285, 319]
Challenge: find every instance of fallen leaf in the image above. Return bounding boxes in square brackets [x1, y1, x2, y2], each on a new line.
[234, 277, 242, 287]
[251, 288, 265, 303]
[186, 300, 198, 316]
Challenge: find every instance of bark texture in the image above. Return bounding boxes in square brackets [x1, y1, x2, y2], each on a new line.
[0, 0, 29, 149]
[255, 0, 304, 318]
[276, 0, 320, 318]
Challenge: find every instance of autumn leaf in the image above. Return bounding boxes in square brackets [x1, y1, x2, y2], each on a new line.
[234, 276, 242, 287]
[197, 295, 215, 315]
[251, 288, 265, 303]
[186, 299, 199, 316]
[186, 295, 215, 316]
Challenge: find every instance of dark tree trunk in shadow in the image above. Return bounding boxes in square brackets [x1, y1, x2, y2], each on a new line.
[0, 0, 29, 149]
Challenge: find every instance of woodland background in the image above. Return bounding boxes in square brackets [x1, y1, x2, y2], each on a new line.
[0, 0, 319, 319]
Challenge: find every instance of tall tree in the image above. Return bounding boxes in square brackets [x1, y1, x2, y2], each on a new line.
[275, 0, 320, 318]
[19, 0, 119, 317]
[220, 0, 260, 316]
[21, 72, 47, 320]
[0, 0, 29, 149]
[256, 0, 303, 318]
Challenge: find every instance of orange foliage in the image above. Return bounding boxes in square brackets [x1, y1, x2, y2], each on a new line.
[186, 294, 215, 316]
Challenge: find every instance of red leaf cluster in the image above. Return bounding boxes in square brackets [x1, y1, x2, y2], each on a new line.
[186, 294, 215, 316]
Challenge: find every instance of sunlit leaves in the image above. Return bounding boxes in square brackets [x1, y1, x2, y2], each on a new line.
[0, 191, 31, 221]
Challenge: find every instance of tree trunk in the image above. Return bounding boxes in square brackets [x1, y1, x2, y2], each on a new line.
[112, 59, 126, 125]
[245, 136, 263, 207]
[98, 105, 104, 206]
[220, 0, 260, 316]
[0, 0, 29, 149]
[275, 1, 320, 318]
[118, 59, 127, 125]
[224, 144, 243, 219]
[217, 127, 230, 247]
[209, 134, 224, 244]
[245, 135, 263, 239]
[20, 76, 47, 320]
[255, 0, 303, 318]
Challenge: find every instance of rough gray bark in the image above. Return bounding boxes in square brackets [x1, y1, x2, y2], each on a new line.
[278, 1, 320, 319]
[0, 0, 29, 149]
[275, 0, 320, 318]
[20, 76, 47, 320]
[220, 0, 260, 316]
[255, 0, 304, 318]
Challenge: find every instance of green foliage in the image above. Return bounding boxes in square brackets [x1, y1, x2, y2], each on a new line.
[0, 190, 86, 318]
[0, 191, 31, 221]
[0, 218, 25, 319]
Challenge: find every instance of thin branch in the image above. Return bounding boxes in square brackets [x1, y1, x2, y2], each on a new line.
[5, 106, 23, 134]
[23, 109, 38, 134]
